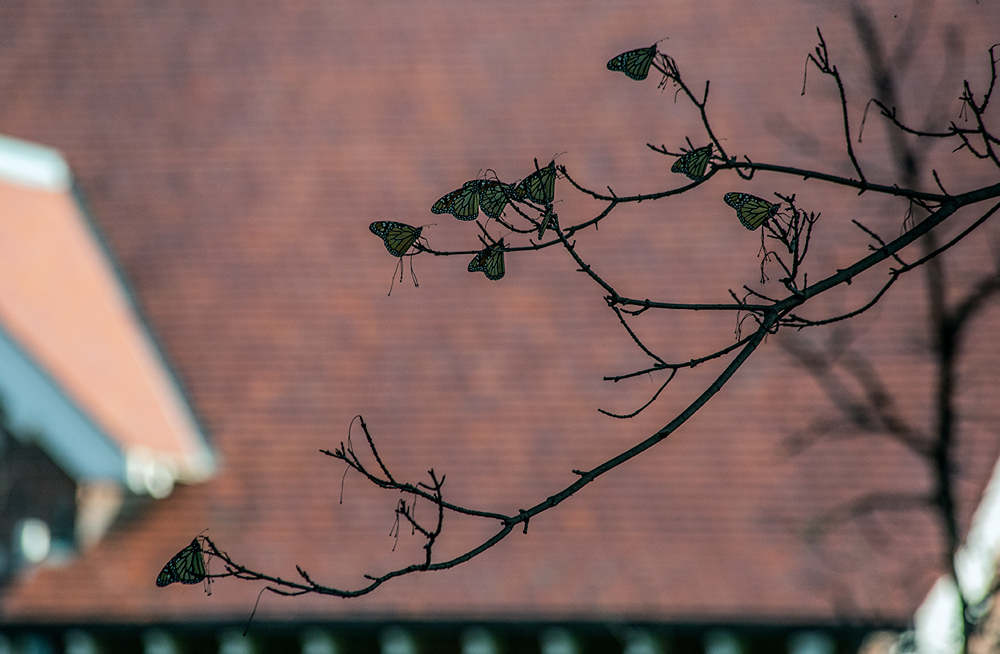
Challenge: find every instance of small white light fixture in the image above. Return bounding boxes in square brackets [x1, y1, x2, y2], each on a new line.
[301, 630, 339, 654]
[17, 518, 51, 564]
[788, 631, 835, 654]
[461, 627, 499, 654]
[380, 627, 416, 654]
[65, 629, 99, 654]
[126, 447, 176, 498]
[622, 629, 662, 654]
[704, 630, 742, 654]
[219, 630, 253, 654]
[142, 629, 179, 654]
[540, 628, 578, 654]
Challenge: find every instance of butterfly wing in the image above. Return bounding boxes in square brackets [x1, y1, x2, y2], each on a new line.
[724, 192, 780, 230]
[468, 248, 488, 274]
[607, 45, 658, 81]
[369, 221, 422, 257]
[507, 180, 527, 202]
[671, 144, 712, 181]
[515, 161, 556, 205]
[156, 539, 207, 587]
[432, 181, 480, 220]
[477, 181, 513, 219]
[741, 200, 779, 230]
[468, 241, 505, 281]
[483, 244, 505, 281]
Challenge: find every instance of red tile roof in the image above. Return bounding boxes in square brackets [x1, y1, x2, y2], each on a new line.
[1, 0, 999, 625]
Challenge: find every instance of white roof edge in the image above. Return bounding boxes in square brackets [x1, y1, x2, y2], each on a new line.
[0, 134, 71, 191]
[914, 454, 1000, 653]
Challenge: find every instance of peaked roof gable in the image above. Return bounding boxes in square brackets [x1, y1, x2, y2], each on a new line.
[0, 135, 214, 493]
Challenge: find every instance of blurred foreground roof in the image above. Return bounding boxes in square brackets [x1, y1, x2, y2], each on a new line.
[0, 134, 213, 491]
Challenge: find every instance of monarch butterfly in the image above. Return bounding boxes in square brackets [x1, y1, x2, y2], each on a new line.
[156, 539, 207, 587]
[369, 221, 423, 258]
[432, 181, 481, 220]
[468, 240, 505, 281]
[477, 180, 516, 219]
[506, 180, 528, 202]
[514, 161, 557, 205]
[671, 144, 713, 181]
[607, 45, 658, 81]
[723, 192, 780, 230]
[537, 206, 557, 239]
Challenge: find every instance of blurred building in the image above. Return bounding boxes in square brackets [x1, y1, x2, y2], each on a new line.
[0, 2, 999, 653]
[0, 135, 214, 580]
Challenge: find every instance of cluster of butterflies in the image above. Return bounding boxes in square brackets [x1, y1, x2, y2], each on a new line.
[609, 44, 782, 230]
[369, 160, 558, 282]
[369, 45, 781, 283]
[156, 538, 207, 587]
[669, 143, 780, 229]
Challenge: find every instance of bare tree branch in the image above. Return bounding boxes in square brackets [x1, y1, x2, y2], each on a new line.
[183, 27, 1000, 617]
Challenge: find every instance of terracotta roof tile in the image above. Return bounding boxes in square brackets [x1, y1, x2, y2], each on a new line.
[1, 0, 999, 626]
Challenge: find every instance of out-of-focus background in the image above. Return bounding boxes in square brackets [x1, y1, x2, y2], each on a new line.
[1, 1, 999, 652]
